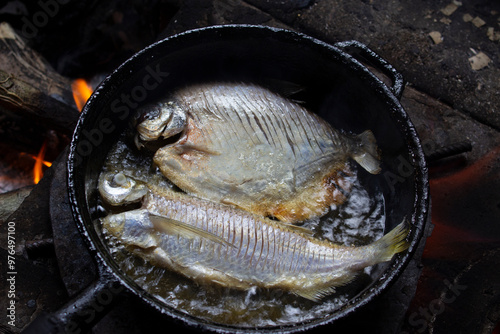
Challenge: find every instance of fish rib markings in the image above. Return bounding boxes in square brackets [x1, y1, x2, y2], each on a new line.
[217, 86, 259, 148]
[270, 228, 278, 274]
[237, 88, 264, 145]
[297, 108, 327, 160]
[236, 218, 244, 257]
[230, 211, 238, 246]
[242, 89, 271, 145]
[303, 241, 312, 272]
[293, 107, 318, 155]
[247, 88, 280, 148]
[220, 207, 225, 241]
[256, 221, 266, 268]
[248, 219, 257, 267]
[252, 112, 273, 147]
[273, 99, 296, 141]
[223, 88, 259, 147]
[292, 237, 306, 274]
[282, 230, 290, 273]
[259, 92, 286, 152]
[201, 90, 237, 154]
[267, 102, 293, 157]
[244, 108, 265, 147]
[278, 230, 285, 273]
[271, 228, 278, 273]
[199, 103, 222, 152]
[281, 115, 299, 159]
[191, 203, 204, 255]
[300, 109, 326, 155]
[211, 205, 221, 260]
[243, 216, 252, 263]
[284, 107, 308, 161]
[253, 219, 264, 268]
[287, 234, 297, 273]
[252, 95, 279, 148]
[222, 210, 230, 262]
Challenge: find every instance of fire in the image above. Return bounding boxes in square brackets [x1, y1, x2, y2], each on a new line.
[72, 78, 93, 111]
[33, 141, 52, 184]
[423, 145, 500, 259]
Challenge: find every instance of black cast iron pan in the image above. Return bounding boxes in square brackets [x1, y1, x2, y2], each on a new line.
[22, 24, 429, 333]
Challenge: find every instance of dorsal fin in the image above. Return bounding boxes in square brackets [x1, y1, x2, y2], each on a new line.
[261, 78, 305, 99]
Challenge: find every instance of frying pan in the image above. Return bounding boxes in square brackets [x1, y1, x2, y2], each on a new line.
[22, 24, 428, 333]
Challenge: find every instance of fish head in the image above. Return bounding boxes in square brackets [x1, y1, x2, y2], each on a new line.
[134, 100, 186, 149]
[152, 116, 224, 193]
[102, 209, 158, 249]
[98, 171, 148, 206]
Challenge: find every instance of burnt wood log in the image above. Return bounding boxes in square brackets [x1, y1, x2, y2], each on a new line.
[0, 186, 33, 222]
[0, 22, 79, 135]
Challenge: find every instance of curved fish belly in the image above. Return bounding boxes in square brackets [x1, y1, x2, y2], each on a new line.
[147, 83, 380, 223]
[103, 185, 407, 301]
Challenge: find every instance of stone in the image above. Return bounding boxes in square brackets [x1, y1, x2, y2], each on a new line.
[468, 52, 491, 71]
[429, 31, 443, 44]
[441, 3, 458, 16]
[472, 16, 486, 27]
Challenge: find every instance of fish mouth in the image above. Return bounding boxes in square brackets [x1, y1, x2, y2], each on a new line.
[135, 130, 184, 151]
[102, 214, 125, 237]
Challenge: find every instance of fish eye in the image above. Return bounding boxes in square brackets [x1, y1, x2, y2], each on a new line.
[113, 173, 128, 186]
[133, 105, 160, 125]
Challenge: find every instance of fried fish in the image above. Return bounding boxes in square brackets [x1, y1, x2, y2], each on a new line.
[100, 172, 408, 302]
[135, 82, 381, 223]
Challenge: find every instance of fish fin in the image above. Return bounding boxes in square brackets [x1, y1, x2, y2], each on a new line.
[220, 198, 239, 206]
[351, 130, 381, 174]
[134, 134, 145, 150]
[262, 79, 305, 98]
[282, 223, 315, 237]
[149, 213, 235, 249]
[294, 286, 338, 302]
[180, 143, 221, 156]
[294, 273, 358, 301]
[373, 221, 410, 262]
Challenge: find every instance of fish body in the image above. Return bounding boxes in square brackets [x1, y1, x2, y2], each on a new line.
[100, 173, 408, 301]
[135, 83, 380, 223]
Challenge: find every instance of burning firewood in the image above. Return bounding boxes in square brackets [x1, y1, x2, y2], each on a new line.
[0, 22, 79, 135]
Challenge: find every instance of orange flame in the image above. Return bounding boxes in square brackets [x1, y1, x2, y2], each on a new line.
[33, 141, 52, 184]
[72, 79, 93, 111]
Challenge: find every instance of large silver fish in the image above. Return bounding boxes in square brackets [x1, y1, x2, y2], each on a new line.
[134, 82, 381, 224]
[100, 172, 408, 301]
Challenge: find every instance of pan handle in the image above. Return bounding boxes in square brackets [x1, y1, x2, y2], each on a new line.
[334, 40, 405, 100]
[21, 273, 124, 334]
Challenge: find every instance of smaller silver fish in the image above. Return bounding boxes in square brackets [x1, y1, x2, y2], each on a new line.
[99, 172, 409, 301]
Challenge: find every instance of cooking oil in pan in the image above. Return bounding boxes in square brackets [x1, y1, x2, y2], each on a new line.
[99, 137, 385, 327]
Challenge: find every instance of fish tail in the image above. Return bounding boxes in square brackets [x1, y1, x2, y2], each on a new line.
[351, 130, 381, 174]
[372, 222, 410, 263]
[293, 222, 409, 302]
